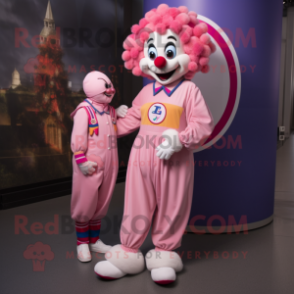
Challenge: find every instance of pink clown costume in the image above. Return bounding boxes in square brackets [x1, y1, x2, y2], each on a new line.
[70, 71, 127, 262]
[95, 4, 215, 284]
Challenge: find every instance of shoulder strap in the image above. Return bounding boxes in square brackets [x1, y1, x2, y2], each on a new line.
[70, 101, 90, 118]
[83, 106, 99, 136]
[109, 106, 116, 119]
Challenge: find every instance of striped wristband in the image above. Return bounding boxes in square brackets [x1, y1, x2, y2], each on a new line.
[74, 151, 88, 165]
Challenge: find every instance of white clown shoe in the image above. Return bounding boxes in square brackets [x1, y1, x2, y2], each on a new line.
[94, 261, 126, 280]
[77, 244, 92, 262]
[151, 267, 176, 284]
[145, 250, 183, 285]
[89, 239, 112, 253]
[94, 244, 145, 280]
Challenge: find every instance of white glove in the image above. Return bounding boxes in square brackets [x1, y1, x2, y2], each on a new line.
[115, 105, 128, 118]
[78, 161, 97, 175]
[156, 129, 183, 160]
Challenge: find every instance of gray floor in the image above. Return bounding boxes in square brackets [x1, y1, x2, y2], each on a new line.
[1, 139, 294, 294]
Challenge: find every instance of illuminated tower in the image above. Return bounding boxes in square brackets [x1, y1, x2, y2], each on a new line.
[40, 1, 60, 46]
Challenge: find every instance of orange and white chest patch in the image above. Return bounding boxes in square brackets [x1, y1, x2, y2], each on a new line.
[141, 102, 183, 129]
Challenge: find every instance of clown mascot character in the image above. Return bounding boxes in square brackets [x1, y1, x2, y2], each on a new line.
[94, 4, 215, 284]
[70, 71, 128, 262]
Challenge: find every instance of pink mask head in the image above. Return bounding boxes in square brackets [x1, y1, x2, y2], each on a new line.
[82, 71, 116, 104]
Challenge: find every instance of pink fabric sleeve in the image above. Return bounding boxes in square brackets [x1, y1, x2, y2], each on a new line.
[179, 86, 214, 150]
[71, 108, 89, 164]
[116, 91, 142, 138]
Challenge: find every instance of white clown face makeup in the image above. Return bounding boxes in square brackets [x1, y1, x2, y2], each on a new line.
[140, 29, 190, 85]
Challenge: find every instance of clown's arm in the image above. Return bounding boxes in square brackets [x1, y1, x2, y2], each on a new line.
[116, 91, 142, 137]
[179, 86, 214, 150]
[71, 109, 97, 175]
[156, 86, 214, 159]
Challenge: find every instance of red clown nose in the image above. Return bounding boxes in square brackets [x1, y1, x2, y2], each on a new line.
[105, 88, 116, 95]
[154, 56, 166, 68]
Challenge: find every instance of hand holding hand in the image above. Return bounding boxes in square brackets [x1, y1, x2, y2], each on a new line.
[116, 105, 128, 118]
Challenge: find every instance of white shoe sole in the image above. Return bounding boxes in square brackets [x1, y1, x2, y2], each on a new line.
[94, 260, 126, 280]
[151, 267, 176, 285]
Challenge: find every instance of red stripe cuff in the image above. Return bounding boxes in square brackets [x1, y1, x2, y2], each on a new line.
[75, 227, 90, 233]
[74, 151, 88, 164]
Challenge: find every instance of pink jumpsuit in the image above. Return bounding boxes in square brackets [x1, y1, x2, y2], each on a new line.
[71, 99, 118, 223]
[117, 79, 214, 252]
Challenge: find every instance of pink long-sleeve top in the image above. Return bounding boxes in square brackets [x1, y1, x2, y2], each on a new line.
[116, 79, 214, 150]
[70, 99, 118, 164]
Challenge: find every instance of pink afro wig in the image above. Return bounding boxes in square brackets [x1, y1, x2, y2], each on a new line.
[122, 4, 216, 79]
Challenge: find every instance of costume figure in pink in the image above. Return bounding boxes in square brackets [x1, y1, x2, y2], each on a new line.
[117, 78, 213, 251]
[95, 4, 216, 284]
[70, 71, 127, 262]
